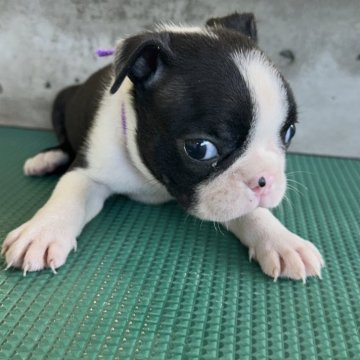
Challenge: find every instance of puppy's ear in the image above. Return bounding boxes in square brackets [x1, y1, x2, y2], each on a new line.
[206, 12, 258, 43]
[110, 33, 172, 94]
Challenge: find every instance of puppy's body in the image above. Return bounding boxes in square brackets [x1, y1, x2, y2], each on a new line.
[2, 13, 324, 280]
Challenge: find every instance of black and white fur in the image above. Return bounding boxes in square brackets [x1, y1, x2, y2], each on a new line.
[2, 13, 324, 281]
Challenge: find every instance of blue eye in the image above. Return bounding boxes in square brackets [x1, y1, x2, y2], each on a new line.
[184, 139, 219, 161]
[284, 124, 296, 144]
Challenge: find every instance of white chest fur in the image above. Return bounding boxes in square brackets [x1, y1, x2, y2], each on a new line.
[84, 78, 172, 204]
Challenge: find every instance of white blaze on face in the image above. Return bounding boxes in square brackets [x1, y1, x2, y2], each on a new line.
[155, 23, 219, 39]
[193, 50, 290, 222]
[237, 50, 288, 149]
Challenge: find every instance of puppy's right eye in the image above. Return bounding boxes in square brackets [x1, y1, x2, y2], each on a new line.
[184, 139, 219, 161]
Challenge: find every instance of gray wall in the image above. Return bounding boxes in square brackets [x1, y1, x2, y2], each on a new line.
[0, 0, 359, 157]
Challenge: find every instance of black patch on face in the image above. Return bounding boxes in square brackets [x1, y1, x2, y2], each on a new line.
[131, 31, 256, 209]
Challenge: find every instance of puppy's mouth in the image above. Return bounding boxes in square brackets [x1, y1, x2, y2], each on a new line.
[191, 174, 286, 223]
[249, 187, 281, 209]
[247, 175, 282, 208]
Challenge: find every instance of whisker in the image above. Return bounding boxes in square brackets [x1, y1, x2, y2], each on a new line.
[212, 221, 221, 233]
[287, 170, 313, 176]
[286, 178, 308, 198]
[287, 178, 308, 191]
[214, 221, 225, 236]
[212, 221, 218, 233]
[182, 212, 192, 227]
[283, 193, 294, 210]
[218, 223, 225, 236]
[287, 184, 303, 197]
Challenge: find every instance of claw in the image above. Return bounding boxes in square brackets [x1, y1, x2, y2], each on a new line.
[49, 261, 57, 275]
[315, 266, 322, 279]
[5, 262, 13, 271]
[23, 263, 29, 277]
[249, 248, 255, 262]
[273, 268, 280, 282]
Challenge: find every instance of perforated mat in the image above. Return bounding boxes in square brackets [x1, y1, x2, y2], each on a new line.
[0, 127, 359, 359]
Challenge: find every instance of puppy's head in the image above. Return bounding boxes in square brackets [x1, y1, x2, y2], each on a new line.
[111, 13, 297, 222]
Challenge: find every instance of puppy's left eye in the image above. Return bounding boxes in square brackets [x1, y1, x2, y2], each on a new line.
[284, 124, 296, 144]
[184, 139, 219, 161]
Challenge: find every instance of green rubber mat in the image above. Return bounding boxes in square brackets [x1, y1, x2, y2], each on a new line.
[0, 127, 359, 359]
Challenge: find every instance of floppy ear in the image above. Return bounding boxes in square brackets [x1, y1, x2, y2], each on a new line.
[206, 12, 258, 43]
[110, 33, 172, 94]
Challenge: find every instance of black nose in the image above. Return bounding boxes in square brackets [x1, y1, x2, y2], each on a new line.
[258, 177, 266, 187]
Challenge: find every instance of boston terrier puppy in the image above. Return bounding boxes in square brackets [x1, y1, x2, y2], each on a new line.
[2, 13, 324, 281]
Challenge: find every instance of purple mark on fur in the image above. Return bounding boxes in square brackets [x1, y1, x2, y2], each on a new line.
[96, 48, 115, 57]
[121, 103, 127, 139]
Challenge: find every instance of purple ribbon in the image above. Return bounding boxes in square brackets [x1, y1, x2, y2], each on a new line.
[96, 48, 115, 57]
[121, 103, 127, 140]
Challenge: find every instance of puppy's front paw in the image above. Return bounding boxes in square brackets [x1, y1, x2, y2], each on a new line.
[249, 233, 324, 282]
[2, 217, 77, 275]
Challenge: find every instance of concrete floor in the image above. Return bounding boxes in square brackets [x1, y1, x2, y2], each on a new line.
[0, 0, 359, 158]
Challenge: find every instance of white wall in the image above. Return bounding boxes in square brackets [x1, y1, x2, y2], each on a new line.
[0, 0, 359, 157]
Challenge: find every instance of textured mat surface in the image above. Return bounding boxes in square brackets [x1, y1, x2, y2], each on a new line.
[0, 127, 359, 359]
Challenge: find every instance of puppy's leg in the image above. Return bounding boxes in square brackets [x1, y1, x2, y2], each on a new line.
[224, 208, 324, 282]
[24, 85, 80, 177]
[2, 169, 111, 274]
[24, 146, 70, 176]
